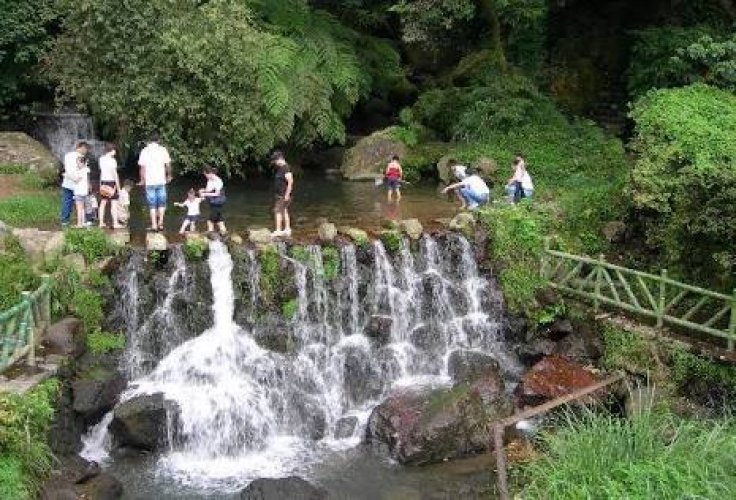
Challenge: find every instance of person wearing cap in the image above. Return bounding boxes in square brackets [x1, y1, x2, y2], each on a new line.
[270, 151, 294, 238]
[442, 160, 490, 210]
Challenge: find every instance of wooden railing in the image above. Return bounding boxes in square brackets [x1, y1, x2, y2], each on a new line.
[0, 276, 51, 372]
[541, 243, 736, 351]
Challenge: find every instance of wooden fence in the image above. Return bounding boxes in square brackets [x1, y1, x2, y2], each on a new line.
[542, 243, 736, 351]
[0, 276, 51, 372]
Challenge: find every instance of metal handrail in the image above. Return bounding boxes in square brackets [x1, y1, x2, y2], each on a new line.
[542, 243, 736, 350]
[0, 275, 51, 372]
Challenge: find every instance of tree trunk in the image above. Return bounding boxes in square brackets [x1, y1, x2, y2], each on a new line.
[478, 0, 508, 72]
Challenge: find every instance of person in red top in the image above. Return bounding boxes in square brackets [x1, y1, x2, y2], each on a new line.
[384, 154, 403, 202]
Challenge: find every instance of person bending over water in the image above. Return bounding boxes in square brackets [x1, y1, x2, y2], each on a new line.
[442, 165, 490, 210]
[199, 167, 227, 234]
[270, 151, 294, 238]
[138, 133, 172, 231]
[384, 154, 403, 202]
[506, 153, 534, 203]
[174, 188, 202, 234]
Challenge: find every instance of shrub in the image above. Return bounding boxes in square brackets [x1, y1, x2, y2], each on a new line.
[321, 246, 341, 281]
[379, 230, 402, 253]
[0, 193, 58, 226]
[281, 298, 298, 321]
[258, 246, 281, 301]
[63, 228, 115, 263]
[629, 84, 736, 288]
[0, 379, 59, 498]
[521, 408, 736, 499]
[0, 235, 40, 310]
[87, 331, 126, 355]
[600, 324, 657, 374]
[182, 237, 208, 260]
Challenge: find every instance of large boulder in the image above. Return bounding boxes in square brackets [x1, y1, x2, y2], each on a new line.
[72, 368, 126, 425]
[317, 222, 337, 243]
[12, 228, 63, 265]
[145, 232, 168, 252]
[341, 127, 408, 180]
[334, 416, 358, 439]
[240, 477, 327, 500]
[399, 219, 423, 241]
[0, 132, 59, 183]
[109, 393, 179, 451]
[75, 472, 123, 500]
[516, 355, 598, 406]
[365, 378, 513, 465]
[448, 350, 502, 385]
[45, 318, 86, 358]
[248, 228, 273, 247]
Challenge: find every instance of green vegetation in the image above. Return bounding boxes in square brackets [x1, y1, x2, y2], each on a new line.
[0, 164, 27, 175]
[281, 298, 298, 321]
[0, 235, 40, 310]
[289, 245, 310, 264]
[86, 330, 126, 355]
[182, 237, 208, 260]
[521, 408, 736, 499]
[258, 246, 282, 301]
[380, 230, 402, 253]
[0, 193, 58, 226]
[0, 379, 59, 499]
[63, 228, 116, 263]
[600, 324, 656, 374]
[321, 246, 341, 281]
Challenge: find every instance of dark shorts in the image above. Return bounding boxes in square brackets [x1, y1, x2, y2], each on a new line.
[386, 178, 400, 190]
[185, 215, 200, 223]
[209, 203, 224, 223]
[274, 196, 291, 214]
[100, 181, 119, 200]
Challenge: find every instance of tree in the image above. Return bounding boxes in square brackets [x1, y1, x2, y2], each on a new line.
[48, 0, 402, 174]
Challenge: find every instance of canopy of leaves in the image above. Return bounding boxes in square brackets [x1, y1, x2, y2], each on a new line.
[630, 84, 736, 286]
[49, 0, 402, 174]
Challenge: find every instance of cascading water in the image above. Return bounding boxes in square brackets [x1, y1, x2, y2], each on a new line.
[32, 112, 105, 161]
[99, 234, 516, 492]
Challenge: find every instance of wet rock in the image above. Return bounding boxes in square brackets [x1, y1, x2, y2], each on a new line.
[109, 393, 179, 451]
[341, 127, 408, 180]
[364, 315, 392, 346]
[47, 380, 85, 456]
[410, 325, 446, 354]
[334, 416, 358, 439]
[548, 318, 574, 340]
[602, 221, 627, 244]
[516, 338, 556, 366]
[343, 347, 382, 405]
[229, 234, 244, 245]
[448, 213, 475, 235]
[516, 355, 598, 406]
[248, 228, 273, 247]
[72, 368, 126, 425]
[254, 329, 298, 354]
[75, 472, 123, 500]
[0, 132, 59, 182]
[448, 350, 501, 385]
[106, 230, 130, 247]
[41, 455, 100, 499]
[45, 318, 86, 358]
[145, 232, 168, 252]
[553, 332, 603, 365]
[366, 379, 513, 465]
[399, 218, 423, 240]
[339, 227, 369, 246]
[318, 221, 338, 242]
[41, 487, 79, 500]
[289, 395, 327, 441]
[240, 476, 328, 500]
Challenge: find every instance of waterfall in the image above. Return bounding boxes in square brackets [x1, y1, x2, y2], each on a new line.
[107, 234, 515, 490]
[32, 112, 105, 162]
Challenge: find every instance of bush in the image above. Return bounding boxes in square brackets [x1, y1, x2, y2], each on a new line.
[0, 235, 40, 310]
[0, 379, 59, 498]
[63, 228, 115, 263]
[182, 237, 208, 260]
[629, 84, 736, 288]
[521, 408, 736, 498]
[0, 193, 58, 226]
[600, 324, 657, 374]
[87, 331, 126, 355]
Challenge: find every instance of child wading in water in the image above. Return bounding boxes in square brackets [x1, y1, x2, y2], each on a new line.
[174, 188, 203, 234]
[384, 155, 403, 202]
[116, 180, 133, 227]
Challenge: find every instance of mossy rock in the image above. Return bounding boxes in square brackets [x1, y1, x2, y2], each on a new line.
[341, 127, 408, 180]
[0, 132, 59, 185]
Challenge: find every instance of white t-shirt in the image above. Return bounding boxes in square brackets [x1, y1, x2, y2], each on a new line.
[183, 198, 202, 216]
[118, 189, 130, 207]
[99, 153, 118, 182]
[512, 164, 534, 190]
[138, 142, 171, 186]
[74, 166, 90, 196]
[62, 151, 82, 190]
[462, 175, 490, 195]
[205, 176, 224, 194]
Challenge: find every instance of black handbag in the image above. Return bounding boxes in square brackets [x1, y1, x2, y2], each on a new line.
[209, 188, 226, 206]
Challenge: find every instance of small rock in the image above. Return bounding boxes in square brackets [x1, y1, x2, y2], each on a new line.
[248, 228, 273, 247]
[229, 234, 243, 245]
[318, 222, 338, 242]
[334, 416, 358, 439]
[109, 393, 179, 451]
[517, 338, 556, 366]
[63, 253, 87, 274]
[448, 213, 475, 234]
[364, 315, 392, 346]
[399, 219, 423, 240]
[448, 350, 501, 385]
[516, 355, 599, 406]
[75, 472, 123, 500]
[44, 317, 86, 358]
[72, 369, 126, 425]
[145, 232, 168, 252]
[240, 477, 328, 500]
[339, 227, 369, 246]
[548, 319, 574, 340]
[602, 221, 627, 244]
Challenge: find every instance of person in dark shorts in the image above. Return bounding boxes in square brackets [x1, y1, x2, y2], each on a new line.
[384, 154, 403, 202]
[198, 167, 227, 234]
[270, 151, 294, 238]
[98, 142, 123, 228]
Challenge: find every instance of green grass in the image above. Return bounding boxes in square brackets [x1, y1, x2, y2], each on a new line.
[600, 324, 657, 374]
[63, 228, 116, 263]
[0, 193, 58, 226]
[322, 246, 341, 281]
[281, 298, 298, 321]
[87, 330, 126, 355]
[182, 237, 208, 260]
[0, 235, 40, 309]
[0, 164, 27, 175]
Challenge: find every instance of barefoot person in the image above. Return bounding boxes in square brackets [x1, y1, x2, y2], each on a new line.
[198, 167, 227, 234]
[442, 167, 490, 210]
[174, 188, 202, 234]
[98, 142, 123, 228]
[271, 151, 294, 238]
[116, 180, 133, 227]
[61, 141, 88, 227]
[506, 153, 534, 203]
[138, 133, 172, 231]
[384, 154, 403, 202]
[73, 158, 91, 228]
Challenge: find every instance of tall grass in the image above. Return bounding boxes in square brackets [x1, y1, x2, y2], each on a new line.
[0, 193, 58, 226]
[521, 408, 736, 498]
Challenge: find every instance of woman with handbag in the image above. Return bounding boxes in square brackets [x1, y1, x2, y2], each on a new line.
[199, 167, 227, 234]
[98, 142, 123, 228]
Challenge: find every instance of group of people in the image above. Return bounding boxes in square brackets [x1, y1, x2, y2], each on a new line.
[60, 136, 294, 238]
[383, 152, 534, 210]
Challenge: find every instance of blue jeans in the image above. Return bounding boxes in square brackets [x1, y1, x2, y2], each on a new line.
[460, 187, 490, 209]
[145, 185, 167, 209]
[506, 184, 533, 203]
[60, 187, 74, 225]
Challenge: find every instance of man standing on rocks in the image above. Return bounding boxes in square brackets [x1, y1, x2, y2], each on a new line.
[61, 141, 89, 227]
[270, 151, 294, 238]
[138, 133, 172, 231]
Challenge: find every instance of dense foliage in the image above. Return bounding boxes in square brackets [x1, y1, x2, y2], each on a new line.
[49, 0, 402, 173]
[629, 84, 736, 287]
[0, 235, 40, 310]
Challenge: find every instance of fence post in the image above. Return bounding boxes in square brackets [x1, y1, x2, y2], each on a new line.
[21, 292, 35, 367]
[657, 269, 667, 331]
[540, 237, 551, 279]
[594, 254, 604, 313]
[728, 288, 736, 352]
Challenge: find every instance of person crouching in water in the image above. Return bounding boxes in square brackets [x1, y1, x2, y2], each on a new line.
[506, 153, 534, 203]
[270, 151, 294, 238]
[384, 154, 403, 202]
[442, 165, 490, 210]
[174, 188, 202, 234]
[198, 167, 227, 234]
